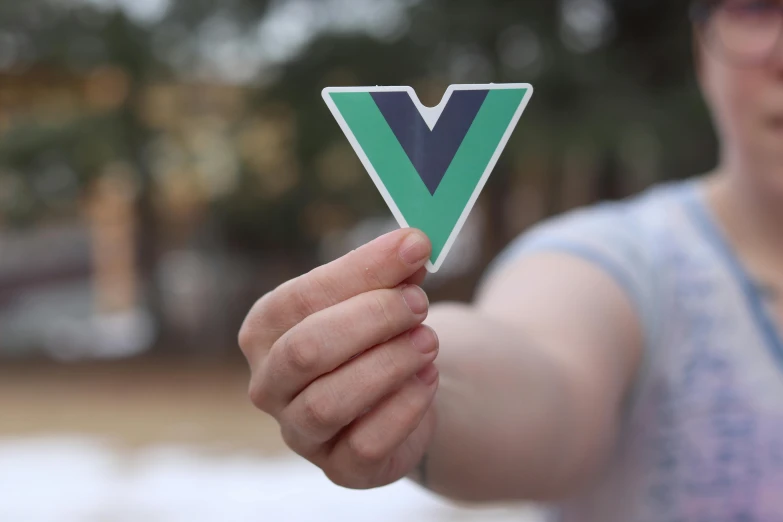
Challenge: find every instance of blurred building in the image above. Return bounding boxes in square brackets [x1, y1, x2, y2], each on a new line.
[0, 164, 154, 360]
[0, 68, 252, 359]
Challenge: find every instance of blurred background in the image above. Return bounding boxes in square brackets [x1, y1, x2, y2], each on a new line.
[0, 0, 717, 520]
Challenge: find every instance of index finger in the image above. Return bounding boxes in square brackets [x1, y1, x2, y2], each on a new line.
[243, 228, 431, 348]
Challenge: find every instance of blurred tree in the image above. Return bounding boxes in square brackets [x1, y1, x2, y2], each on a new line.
[0, 0, 717, 238]
[258, 0, 716, 254]
[0, 0, 719, 351]
[0, 0, 273, 350]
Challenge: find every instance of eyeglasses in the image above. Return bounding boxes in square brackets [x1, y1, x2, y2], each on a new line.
[691, 0, 783, 66]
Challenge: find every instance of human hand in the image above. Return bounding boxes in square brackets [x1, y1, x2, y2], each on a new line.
[239, 229, 439, 489]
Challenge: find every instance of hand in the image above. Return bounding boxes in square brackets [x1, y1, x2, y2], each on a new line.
[239, 229, 439, 489]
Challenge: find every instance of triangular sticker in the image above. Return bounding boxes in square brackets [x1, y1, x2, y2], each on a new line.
[323, 83, 534, 273]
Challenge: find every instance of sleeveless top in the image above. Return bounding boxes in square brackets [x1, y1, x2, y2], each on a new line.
[491, 178, 783, 522]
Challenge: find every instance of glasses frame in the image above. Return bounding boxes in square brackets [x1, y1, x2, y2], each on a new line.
[690, 0, 783, 67]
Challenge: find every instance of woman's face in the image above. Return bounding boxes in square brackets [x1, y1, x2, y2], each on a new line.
[698, 0, 783, 187]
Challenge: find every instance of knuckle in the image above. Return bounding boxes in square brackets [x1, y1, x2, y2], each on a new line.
[279, 424, 298, 449]
[291, 270, 333, 319]
[280, 421, 312, 450]
[300, 390, 338, 433]
[247, 377, 272, 412]
[238, 321, 260, 357]
[291, 280, 319, 319]
[279, 424, 313, 458]
[347, 433, 387, 467]
[282, 332, 321, 374]
[237, 294, 272, 355]
[323, 465, 361, 489]
[237, 325, 253, 355]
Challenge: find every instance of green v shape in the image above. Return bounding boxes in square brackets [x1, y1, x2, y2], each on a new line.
[324, 85, 532, 272]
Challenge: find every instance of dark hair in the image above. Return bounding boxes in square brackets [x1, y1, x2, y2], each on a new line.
[690, 0, 721, 22]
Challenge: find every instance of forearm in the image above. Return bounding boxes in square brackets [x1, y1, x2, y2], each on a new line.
[409, 303, 614, 503]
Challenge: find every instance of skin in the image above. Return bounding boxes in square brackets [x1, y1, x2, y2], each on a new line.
[699, 5, 783, 322]
[239, 11, 783, 503]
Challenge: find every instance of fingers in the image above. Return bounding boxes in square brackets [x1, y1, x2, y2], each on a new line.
[250, 284, 431, 412]
[239, 229, 432, 356]
[279, 325, 439, 445]
[324, 366, 439, 489]
[403, 267, 428, 287]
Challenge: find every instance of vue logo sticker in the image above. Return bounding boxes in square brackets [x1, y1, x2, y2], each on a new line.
[323, 83, 533, 273]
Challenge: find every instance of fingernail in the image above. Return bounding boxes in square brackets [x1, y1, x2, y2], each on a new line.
[399, 232, 430, 265]
[410, 325, 438, 354]
[416, 363, 439, 385]
[402, 285, 429, 317]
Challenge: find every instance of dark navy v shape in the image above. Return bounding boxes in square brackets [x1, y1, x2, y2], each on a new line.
[370, 90, 490, 195]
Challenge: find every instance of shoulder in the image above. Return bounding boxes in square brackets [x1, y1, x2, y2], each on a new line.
[515, 181, 682, 252]
[481, 179, 694, 346]
[490, 180, 689, 274]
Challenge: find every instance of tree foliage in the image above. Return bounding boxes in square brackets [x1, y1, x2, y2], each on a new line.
[0, 0, 716, 241]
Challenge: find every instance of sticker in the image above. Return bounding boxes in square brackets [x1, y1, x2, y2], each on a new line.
[323, 83, 534, 273]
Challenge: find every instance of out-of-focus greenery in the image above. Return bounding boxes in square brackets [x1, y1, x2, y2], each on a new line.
[0, 0, 717, 250]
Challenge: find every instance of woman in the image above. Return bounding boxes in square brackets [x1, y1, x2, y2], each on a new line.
[239, 1, 783, 519]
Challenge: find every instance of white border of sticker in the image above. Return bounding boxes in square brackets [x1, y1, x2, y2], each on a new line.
[322, 83, 534, 273]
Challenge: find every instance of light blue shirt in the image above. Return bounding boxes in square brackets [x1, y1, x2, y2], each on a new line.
[492, 178, 783, 522]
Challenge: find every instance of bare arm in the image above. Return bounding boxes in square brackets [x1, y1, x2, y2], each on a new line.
[239, 229, 642, 502]
[412, 252, 643, 502]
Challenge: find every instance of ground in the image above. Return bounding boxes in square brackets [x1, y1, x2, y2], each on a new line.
[0, 359, 542, 521]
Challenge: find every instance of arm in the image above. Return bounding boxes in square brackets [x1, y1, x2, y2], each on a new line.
[411, 252, 643, 502]
[239, 228, 642, 501]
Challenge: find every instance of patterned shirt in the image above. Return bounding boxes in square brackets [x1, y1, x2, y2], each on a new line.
[493, 178, 783, 522]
